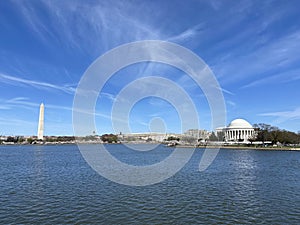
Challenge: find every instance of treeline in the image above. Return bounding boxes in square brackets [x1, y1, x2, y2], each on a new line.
[100, 134, 118, 143]
[252, 123, 300, 145]
[66, 134, 118, 143]
[45, 136, 75, 142]
[1, 134, 119, 144]
[2, 136, 26, 143]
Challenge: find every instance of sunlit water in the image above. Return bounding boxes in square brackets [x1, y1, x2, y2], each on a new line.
[0, 144, 299, 224]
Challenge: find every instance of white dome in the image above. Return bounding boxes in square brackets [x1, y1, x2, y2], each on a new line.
[228, 119, 252, 128]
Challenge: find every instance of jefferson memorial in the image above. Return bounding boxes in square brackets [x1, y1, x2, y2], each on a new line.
[216, 119, 255, 142]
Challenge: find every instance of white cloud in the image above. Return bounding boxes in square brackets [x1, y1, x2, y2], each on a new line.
[167, 23, 205, 43]
[0, 73, 75, 94]
[100, 92, 116, 102]
[216, 30, 300, 85]
[220, 87, 234, 95]
[226, 100, 236, 107]
[241, 68, 300, 89]
[259, 107, 300, 124]
[0, 97, 37, 111]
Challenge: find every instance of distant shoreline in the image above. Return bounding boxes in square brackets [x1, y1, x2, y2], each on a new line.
[1, 142, 299, 151]
[177, 145, 300, 151]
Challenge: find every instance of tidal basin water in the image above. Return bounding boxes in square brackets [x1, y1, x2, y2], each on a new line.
[0, 144, 299, 224]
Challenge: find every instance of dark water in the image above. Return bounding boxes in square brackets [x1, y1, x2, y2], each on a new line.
[0, 144, 299, 224]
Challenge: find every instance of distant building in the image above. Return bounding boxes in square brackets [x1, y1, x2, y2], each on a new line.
[216, 118, 255, 142]
[37, 103, 44, 140]
[119, 133, 178, 142]
[184, 129, 210, 140]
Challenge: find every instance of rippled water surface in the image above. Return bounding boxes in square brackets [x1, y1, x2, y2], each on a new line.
[0, 144, 300, 224]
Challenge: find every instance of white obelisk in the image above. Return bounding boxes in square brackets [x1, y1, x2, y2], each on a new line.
[37, 103, 44, 140]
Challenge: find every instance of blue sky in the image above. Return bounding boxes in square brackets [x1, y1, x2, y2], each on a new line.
[0, 0, 300, 136]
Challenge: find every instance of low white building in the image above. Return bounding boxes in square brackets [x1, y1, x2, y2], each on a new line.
[184, 129, 210, 140]
[216, 118, 255, 142]
[120, 133, 172, 142]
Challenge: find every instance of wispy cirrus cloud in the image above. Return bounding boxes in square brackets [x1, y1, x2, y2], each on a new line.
[16, 0, 163, 55]
[216, 30, 300, 85]
[100, 92, 116, 102]
[0, 117, 36, 127]
[207, 1, 300, 86]
[0, 73, 75, 94]
[226, 100, 236, 107]
[0, 97, 37, 111]
[167, 23, 205, 44]
[241, 68, 300, 89]
[259, 107, 300, 124]
[14, 0, 208, 58]
[0, 96, 118, 122]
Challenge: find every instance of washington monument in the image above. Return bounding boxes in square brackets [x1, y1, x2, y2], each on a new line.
[37, 103, 44, 140]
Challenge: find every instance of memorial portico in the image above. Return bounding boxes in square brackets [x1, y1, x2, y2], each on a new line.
[216, 119, 255, 142]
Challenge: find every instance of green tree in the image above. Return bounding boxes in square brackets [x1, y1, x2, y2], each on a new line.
[101, 134, 118, 143]
[209, 132, 218, 141]
[254, 123, 300, 145]
[254, 123, 272, 143]
[216, 131, 225, 141]
[6, 136, 16, 143]
[167, 136, 180, 141]
[27, 138, 33, 144]
[181, 136, 197, 144]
